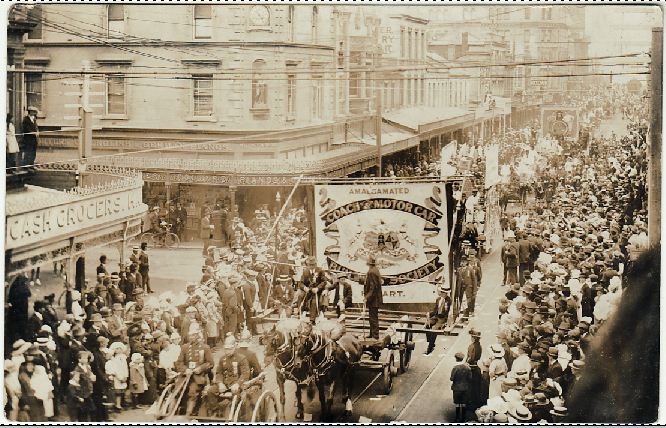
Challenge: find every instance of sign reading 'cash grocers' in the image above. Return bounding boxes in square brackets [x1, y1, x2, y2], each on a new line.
[5, 187, 145, 250]
[314, 183, 449, 304]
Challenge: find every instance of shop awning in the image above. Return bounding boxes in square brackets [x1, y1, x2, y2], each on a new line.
[383, 106, 474, 136]
[335, 122, 420, 154]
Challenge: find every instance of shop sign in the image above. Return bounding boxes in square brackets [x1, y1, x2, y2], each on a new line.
[143, 172, 296, 187]
[39, 136, 277, 152]
[314, 182, 450, 303]
[5, 187, 145, 250]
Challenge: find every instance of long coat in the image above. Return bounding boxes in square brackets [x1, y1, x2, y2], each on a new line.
[364, 266, 383, 308]
[20, 115, 38, 147]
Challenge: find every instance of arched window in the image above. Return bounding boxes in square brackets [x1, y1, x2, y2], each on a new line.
[252, 60, 267, 108]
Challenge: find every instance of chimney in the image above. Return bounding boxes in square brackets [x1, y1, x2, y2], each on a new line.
[462, 32, 469, 56]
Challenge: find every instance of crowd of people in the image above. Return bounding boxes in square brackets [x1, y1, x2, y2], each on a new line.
[4, 83, 652, 423]
[3, 201, 360, 421]
[448, 87, 650, 423]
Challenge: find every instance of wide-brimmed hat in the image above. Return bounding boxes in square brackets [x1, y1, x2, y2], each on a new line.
[535, 392, 549, 405]
[550, 406, 568, 418]
[491, 343, 505, 358]
[509, 405, 532, 422]
[570, 359, 585, 371]
[12, 340, 32, 356]
[501, 388, 521, 403]
[437, 282, 451, 293]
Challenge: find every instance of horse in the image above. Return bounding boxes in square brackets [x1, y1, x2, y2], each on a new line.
[260, 317, 313, 420]
[260, 316, 362, 421]
[308, 318, 362, 421]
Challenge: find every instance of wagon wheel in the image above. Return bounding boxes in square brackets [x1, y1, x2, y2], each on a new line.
[382, 353, 394, 395]
[251, 390, 281, 422]
[401, 332, 414, 373]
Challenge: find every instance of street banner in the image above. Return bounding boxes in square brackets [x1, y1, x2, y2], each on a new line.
[484, 144, 501, 189]
[314, 182, 449, 303]
[440, 143, 457, 179]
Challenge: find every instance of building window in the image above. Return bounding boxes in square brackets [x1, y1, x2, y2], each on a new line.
[27, 6, 43, 39]
[105, 75, 126, 115]
[25, 73, 43, 112]
[349, 72, 360, 97]
[193, 75, 213, 117]
[407, 29, 413, 59]
[524, 8, 531, 19]
[286, 68, 296, 118]
[420, 78, 425, 105]
[311, 6, 319, 43]
[194, 5, 212, 39]
[312, 73, 323, 119]
[107, 4, 125, 38]
[252, 60, 268, 109]
[287, 5, 295, 41]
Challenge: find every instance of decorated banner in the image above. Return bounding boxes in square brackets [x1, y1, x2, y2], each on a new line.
[314, 183, 449, 304]
[484, 144, 500, 189]
[440, 142, 458, 179]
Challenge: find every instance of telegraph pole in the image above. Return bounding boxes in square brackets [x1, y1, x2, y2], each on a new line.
[375, 52, 383, 178]
[648, 27, 662, 248]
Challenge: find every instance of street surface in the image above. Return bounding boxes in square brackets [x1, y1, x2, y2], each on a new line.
[29, 109, 633, 423]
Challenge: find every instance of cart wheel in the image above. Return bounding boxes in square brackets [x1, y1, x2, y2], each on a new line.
[166, 233, 180, 249]
[401, 333, 413, 373]
[383, 354, 394, 395]
[390, 350, 400, 377]
[252, 391, 281, 422]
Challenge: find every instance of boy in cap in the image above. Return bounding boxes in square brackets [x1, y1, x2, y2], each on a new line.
[450, 352, 472, 422]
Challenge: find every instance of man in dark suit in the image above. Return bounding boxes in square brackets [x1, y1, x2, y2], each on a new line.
[457, 258, 479, 317]
[329, 274, 353, 317]
[425, 282, 451, 355]
[175, 202, 188, 239]
[517, 231, 534, 285]
[501, 231, 520, 285]
[241, 269, 258, 335]
[20, 106, 39, 169]
[301, 256, 326, 322]
[364, 255, 383, 339]
[450, 352, 472, 422]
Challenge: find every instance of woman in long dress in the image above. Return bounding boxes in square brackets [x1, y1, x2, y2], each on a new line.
[488, 344, 508, 398]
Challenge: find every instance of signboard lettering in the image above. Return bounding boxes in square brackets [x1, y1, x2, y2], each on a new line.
[5, 188, 146, 250]
[314, 183, 449, 303]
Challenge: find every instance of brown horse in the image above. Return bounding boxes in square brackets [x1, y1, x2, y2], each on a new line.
[261, 317, 362, 421]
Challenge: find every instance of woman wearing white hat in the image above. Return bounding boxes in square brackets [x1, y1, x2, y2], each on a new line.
[488, 344, 508, 398]
[105, 342, 129, 410]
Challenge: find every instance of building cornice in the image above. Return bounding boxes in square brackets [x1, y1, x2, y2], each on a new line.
[24, 40, 336, 51]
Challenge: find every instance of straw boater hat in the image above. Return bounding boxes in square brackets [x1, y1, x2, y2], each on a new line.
[508, 405, 532, 422]
[469, 328, 481, 338]
[491, 343, 505, 358]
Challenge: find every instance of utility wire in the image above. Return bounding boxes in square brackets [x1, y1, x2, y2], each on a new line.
[16, 10, 648, 75]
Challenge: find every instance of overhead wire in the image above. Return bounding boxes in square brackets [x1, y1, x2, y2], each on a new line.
[16, 8, 649, 75]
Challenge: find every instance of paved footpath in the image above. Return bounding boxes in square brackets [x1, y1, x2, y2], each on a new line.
[396, 245, 505, 422]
